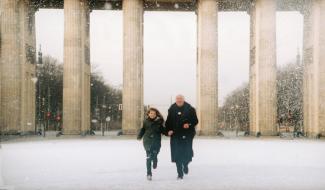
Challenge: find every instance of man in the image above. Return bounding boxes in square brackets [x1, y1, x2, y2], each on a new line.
[165, 94, 198, 179]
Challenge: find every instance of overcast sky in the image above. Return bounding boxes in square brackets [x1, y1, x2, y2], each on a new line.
[35, 10, 303, 114]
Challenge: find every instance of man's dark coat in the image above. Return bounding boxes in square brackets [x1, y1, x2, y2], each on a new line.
[165, 102, 198, 163]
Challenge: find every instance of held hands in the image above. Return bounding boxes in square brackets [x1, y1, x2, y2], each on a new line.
[168, 124, 190, 136]
[183, 123, 190, 129]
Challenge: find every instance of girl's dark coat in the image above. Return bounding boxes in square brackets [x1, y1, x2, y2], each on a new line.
[137, 117, 165, 152]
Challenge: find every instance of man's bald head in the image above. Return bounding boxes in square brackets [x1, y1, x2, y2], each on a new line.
[175, 94, 185, 107]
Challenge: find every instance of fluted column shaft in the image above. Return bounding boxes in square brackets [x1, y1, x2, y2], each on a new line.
[63, 0, 90, 135]
[80, 0, 91, 134]
[0, 0, 36, 134]
[0, 0, 20, 133]
[303, 0, 325, 138]
[197, 0, 218, 135]
[18, 0, 37, 133]
[250, 0, 277, 136]
[249, 1, 257, 135]
[122, 0, 144, 135]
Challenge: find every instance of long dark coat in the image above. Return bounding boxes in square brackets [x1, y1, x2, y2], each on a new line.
[137, 117, 165, 152]
[165, 102, 198, 163]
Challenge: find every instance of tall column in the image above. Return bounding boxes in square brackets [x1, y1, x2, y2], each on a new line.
[0, 1, 2, 134]
[0, 0, 20, 134]
[18, 0, 37, 133]
[319, 0, 325, 136]
[249, 1, 257, 135]
[303, 0, 325, 138]
[63, 0, 90, 135]
[122, 0, 144, 135]
[80, 1, 91, 134]
[0, 0, 36, 134]
[249, 0, 277, 136]
[196, 0, 218, 135]
[303, 1, 313, 137]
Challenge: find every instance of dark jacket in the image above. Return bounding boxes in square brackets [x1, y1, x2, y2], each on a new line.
[165, 102, 198, 163]
[137, 117, 165, 152]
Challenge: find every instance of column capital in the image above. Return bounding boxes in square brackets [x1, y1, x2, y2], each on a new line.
[299, 0, 310, 15]
[247, 0, 256, 15]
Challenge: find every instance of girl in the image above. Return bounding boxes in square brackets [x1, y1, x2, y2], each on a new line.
[137, 107, 166, 181]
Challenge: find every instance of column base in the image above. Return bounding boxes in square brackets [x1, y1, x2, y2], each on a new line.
[306, 132, 321, 139]
[62, 129, 82, 135]
[0, 130, 21, 136]
[260, 130, 278, 136]
[122, 129, 138, 135]
[250, 131, 260, 137]
[250, 131, 278, 137]
[19, 131, 36, 136]
[198, 130, 217, 136]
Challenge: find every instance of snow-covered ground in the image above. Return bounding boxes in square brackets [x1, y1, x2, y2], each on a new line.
[1, 137, 325, 190]
[0, 145, 4, 186]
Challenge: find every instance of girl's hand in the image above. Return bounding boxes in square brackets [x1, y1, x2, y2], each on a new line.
[183, 123, 190, 129]
[168, 130, 174, 136]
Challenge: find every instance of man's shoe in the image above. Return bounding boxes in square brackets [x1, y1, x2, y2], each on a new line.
[183, 165, 189, 175]
[147, 175, 152, 181]
[153, 160, 158, 169]
[177, 175, 183, 180]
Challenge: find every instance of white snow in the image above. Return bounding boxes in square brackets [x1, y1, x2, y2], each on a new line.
[1, 137, 325, 190]
[0, 145, 4, 186]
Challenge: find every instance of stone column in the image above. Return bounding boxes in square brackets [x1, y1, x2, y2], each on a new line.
[303, 0, 325, 138]
[80, 1, 91, 134]
[18, 0, 37, 133]
[0, 1, 2, 134]
[0, 0, 21, 134]
[122, 0, 144, 135]
[0, 0, 36, 134]
[249, 0, 257, 135]
[303, 1, 313, 137]
[196, 0, 218, 135]
[249, 0, 277, 136]
[319, 0, 325, 136]
[63, 0, 90, 135]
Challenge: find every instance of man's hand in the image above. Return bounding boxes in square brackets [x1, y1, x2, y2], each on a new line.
[168, 130, 174, 136]
[183, 123, 190, 129]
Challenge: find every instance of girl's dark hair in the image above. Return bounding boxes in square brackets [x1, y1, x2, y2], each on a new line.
[146, 107, 164, 122]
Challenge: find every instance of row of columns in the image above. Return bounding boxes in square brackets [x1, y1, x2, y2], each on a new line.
[249, 0, 325, 137]
[121, 0, 219, 135]
[0, 0, 324, 137]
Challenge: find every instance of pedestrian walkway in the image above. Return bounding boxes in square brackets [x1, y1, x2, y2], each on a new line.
[1, 138, 325, 189]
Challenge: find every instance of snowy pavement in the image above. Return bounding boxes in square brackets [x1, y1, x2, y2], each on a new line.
[0, 145, 4, 186]
[1, 137, 325, 190]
